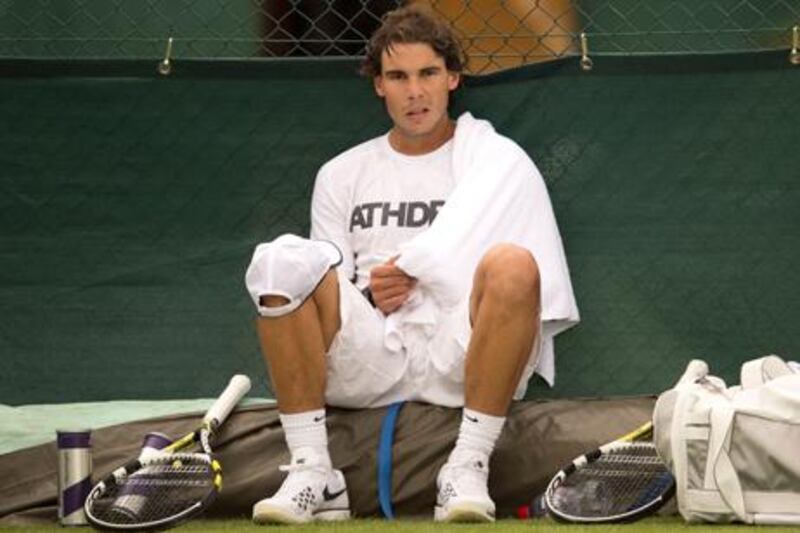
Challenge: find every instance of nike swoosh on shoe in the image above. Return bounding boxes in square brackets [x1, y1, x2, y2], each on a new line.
[323, 486, 346, 501]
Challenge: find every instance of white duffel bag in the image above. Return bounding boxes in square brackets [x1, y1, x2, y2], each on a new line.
[653, 355, 800, 525]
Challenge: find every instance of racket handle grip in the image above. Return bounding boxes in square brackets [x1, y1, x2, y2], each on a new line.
[203, 374, 252, 427]
[517, 493, 548, 519]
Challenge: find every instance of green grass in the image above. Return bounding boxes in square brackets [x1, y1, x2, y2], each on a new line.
[2, 517, 798, 532]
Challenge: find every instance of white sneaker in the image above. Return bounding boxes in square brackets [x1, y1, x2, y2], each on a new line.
[252, 448, 350, 524]
[434, 451, 496, 523]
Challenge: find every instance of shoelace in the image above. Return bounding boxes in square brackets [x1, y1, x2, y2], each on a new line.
[272, 462, 330, 498]
[278, 460, 331, 476]
[443, 454, 490, 490]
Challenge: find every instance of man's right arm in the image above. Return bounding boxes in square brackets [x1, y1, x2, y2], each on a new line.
[311, 165, 414, 315]
[310, 165, 355, 281]
[369, 257, 416, 315]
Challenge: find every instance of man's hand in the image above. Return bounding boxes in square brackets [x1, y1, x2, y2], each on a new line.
[369, 256, 416, 315]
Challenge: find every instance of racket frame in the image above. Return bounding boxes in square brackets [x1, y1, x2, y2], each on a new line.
[84, 375, 250, 530]
[544, 422, 675, 524]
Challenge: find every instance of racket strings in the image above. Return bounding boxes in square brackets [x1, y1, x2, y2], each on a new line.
[592, 445, 665, 470]
[552, 444, 672, 519]
[87, 457, 216, 526]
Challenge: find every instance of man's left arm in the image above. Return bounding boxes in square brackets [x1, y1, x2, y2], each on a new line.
[395, 136, 579, 324]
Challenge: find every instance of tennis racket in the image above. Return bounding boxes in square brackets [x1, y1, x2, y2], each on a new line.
[84, 374, 251, 530]
[544, 421, 675, 523]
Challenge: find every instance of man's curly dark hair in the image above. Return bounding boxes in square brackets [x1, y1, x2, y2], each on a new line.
[360, 4, 466, 78]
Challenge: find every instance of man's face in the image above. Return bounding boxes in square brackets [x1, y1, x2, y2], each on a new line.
[373, 42, 460, 154]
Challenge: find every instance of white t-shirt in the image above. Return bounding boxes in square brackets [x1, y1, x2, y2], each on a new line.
[309, 113, 579, 387]
[310, 134, 455, 290]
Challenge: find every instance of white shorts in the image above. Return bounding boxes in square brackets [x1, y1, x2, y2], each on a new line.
[324, 270, 542, 408]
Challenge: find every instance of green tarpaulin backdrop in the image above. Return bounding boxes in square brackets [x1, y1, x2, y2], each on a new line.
[1, 53, 798, 404]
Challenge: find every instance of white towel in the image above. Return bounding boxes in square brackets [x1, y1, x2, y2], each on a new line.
[388, 112, 580, 385]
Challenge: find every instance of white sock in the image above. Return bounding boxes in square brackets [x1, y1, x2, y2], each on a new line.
[279, 409, 331, 467]
[450, 408, 506, 460]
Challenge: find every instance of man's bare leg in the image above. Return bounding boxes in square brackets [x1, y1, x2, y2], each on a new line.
[255, 269, 340, 413]
[466, 243, 541, 414]
[252, 270, 351, 524]
[436, 244, 540, 523]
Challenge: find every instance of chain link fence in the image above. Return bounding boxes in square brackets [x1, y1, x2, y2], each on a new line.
[1, 1, 798, 74]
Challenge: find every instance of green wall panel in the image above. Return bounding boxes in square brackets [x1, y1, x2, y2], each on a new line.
[1, 54, 798, 404]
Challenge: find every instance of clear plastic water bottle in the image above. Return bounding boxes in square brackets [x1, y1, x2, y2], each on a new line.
[517, 493, 548, 519]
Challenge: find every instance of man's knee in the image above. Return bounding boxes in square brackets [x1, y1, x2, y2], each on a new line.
[245, 234, 342, 317]
[477, 244, 540, 308]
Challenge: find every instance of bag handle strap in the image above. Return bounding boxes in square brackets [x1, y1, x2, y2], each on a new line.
[377, 401, 404, 519]
[741, 355, 792, 389]
[709, 404, 748, 522]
